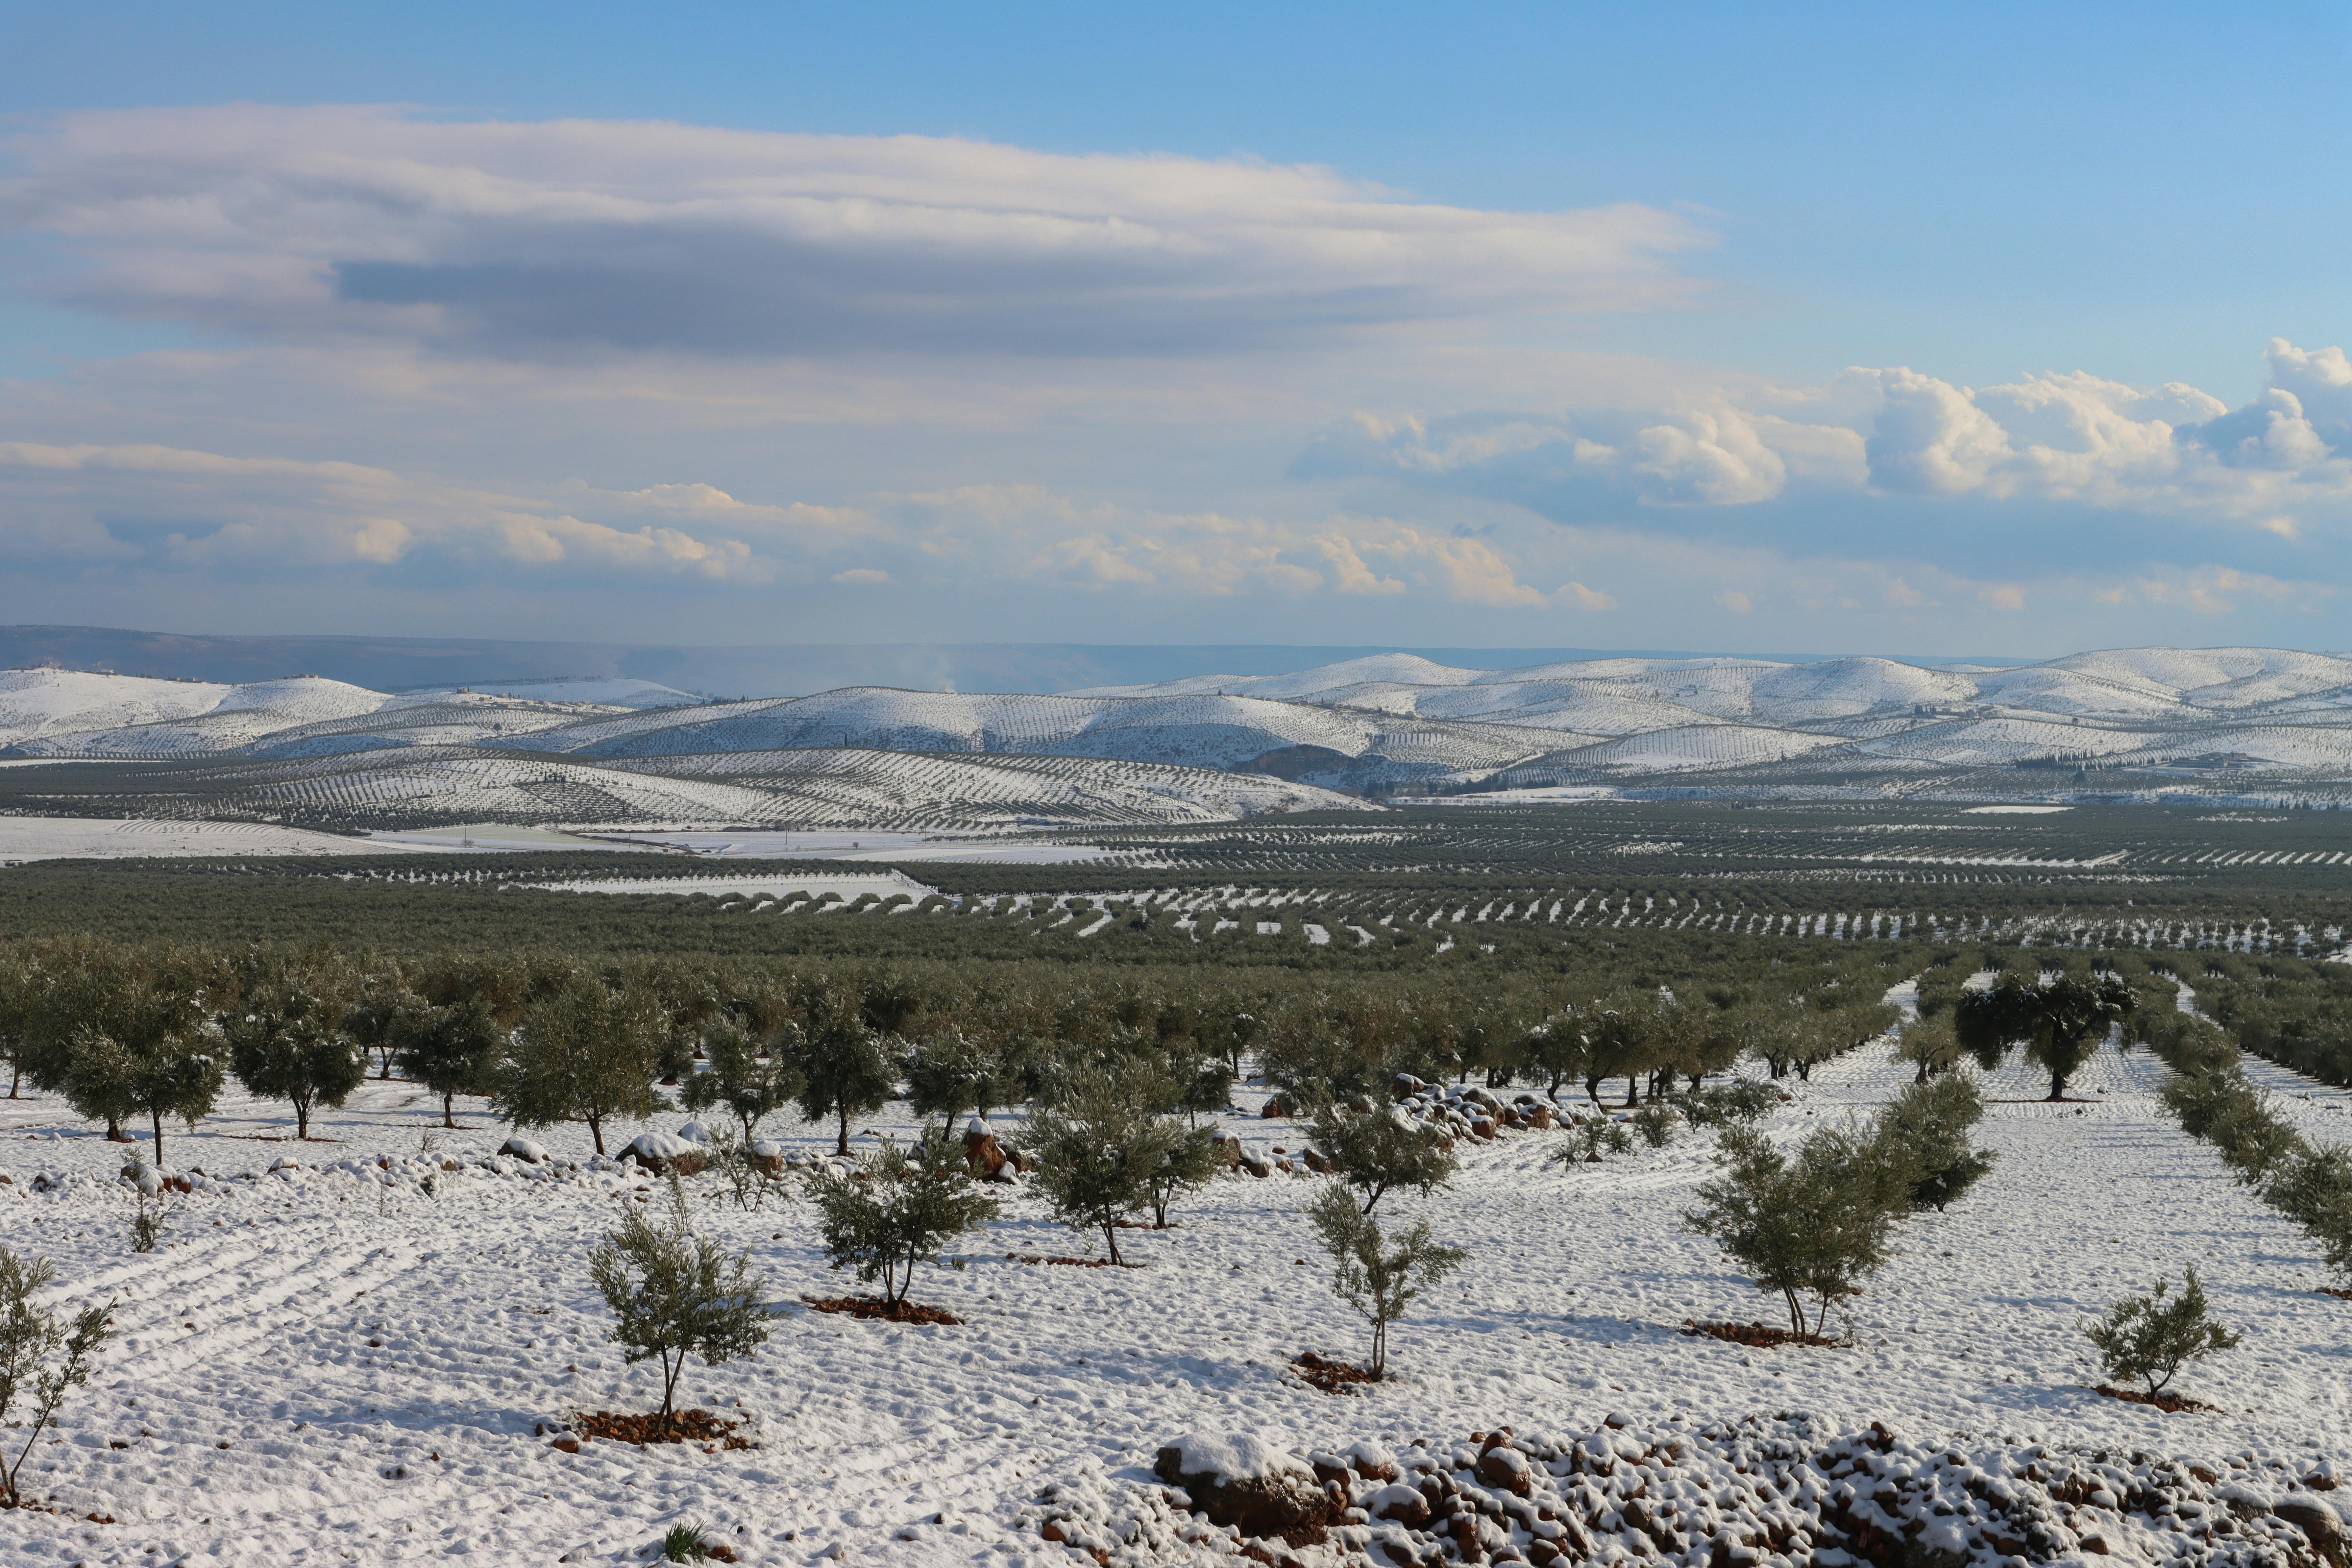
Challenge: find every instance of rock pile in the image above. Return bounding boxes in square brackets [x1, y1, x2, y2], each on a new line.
[1032, 1418, 2348, 1568]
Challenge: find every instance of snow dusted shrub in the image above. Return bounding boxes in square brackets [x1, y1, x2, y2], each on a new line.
[0, 1248, 113, 1508]
[2084, 1267, 2240, 1400]
[126, 1168, 169, 1254]
[1874, 1073, 1995, 1212]
[2207, 1091, 2306, 1187]
[1142, 1121, 1222, 1228]
[588, 1177, 770, 1431]
[1893, 1011, 1965, 1084]
[2261, 1142, 2352, 1285]
[703, 1129, 775, 1212]
[805, 1129, 1000, 1305]
[225, 974, 369, 1141]
[1304, 1183, 1466, 1377]
[1555, 1116, 1634, 1165]
[682, 1018, 802, 1145]
[1628, 1100, 1679, 1149]
[1029, 1060, 1190, 1264]
[1673, 1078, 1779, 1129]
[1307, 1100, 1457, 1215]
[1682, 1124, 1909, 1340]
[496, 978, 667, 1156]
[904, 1031, 1018, 1134]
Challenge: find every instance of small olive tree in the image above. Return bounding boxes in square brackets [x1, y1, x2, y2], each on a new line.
[1682, 1124, 1909, 1339]
[1029, 1063, 1187, 1265]
[1875, 1072, 1996, 1212]
[0, 1248, 114, 1507]
[496, 979, 666, 1155]
[587, 1178, 770, 1431]
[805, 1129, 1001, 1306]
[1307, 1102, 1457, 1216]
[785, 984, 900, 1157]
[2084, 1267, 2240, 1399]
[1304, 1184, 1466, 1378]
[682, 1018, 802, 1144]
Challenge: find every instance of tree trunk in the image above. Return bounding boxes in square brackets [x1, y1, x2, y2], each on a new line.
[588, 1113, 605, 1155]
[2048, 1067, 2066, 1102]
[443, 1094, 457, 1129]
[150, 1108, 165, 1168]
[1622, 1077, 1638, 1108]
[835, 1099, 851, 1157]
[7, 1063, 17, 1099]
[295, 1100, 310, 1141]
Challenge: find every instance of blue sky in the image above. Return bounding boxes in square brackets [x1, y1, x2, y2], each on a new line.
[2, 1, 2348, 656]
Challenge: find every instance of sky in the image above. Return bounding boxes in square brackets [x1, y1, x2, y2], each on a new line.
[1, 1, 2349, 660]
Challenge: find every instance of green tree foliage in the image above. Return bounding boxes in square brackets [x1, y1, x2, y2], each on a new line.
[1304, 1183, 1467, 1377]
[224, 962, 369, 1140]
[497, 978, 666, 1155]
[1957, 971, 2136, 1101]
[787, 980, 903, 1157]
[1875, 1072, 1996, 1211]
[1307, 1100, 1458, 1215]
[0, 1248, 113, 1507]
[1028, 1061, 1187, 1265]
[391, 995, 506, 1129]
[63, 1013, 222, 1168]
[1682, 1124, 1910, 1339]
[804, 1129, 1001, 1306]
[587, 1178, 770, 1428]
[2084, 1267, 2240, 1399]
[681, 1017, 802, 1144]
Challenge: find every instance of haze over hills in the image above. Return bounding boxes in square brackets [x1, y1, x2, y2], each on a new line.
[3, 644, 2352, 831]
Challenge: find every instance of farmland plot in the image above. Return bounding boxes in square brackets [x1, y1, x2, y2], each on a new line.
[1, 1038, 2346, 1565]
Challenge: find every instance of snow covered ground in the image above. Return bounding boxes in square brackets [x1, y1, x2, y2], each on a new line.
[0, 1039, 2346, 1566]
[0, 815, 386, 862]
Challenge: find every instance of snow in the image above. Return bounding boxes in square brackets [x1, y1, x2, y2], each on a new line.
[1161, 1432, 1315, 1485]
[0, 815, 386, 862]
[0, 1031, 2346, 1564]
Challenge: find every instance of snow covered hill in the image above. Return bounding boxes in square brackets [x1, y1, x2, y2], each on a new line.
[10, 646, 2352, 810]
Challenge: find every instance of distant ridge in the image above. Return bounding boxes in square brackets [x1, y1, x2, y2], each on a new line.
[0, 625, 2031, 698]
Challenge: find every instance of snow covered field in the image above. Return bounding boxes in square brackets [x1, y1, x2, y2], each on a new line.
[0, 815, 383, 863]
[0, 1035, 2346, 1566]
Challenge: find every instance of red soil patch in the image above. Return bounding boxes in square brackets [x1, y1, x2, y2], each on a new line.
[1681, 1318, 1841, 1349]
[1004, 1252, 1122, 1268]
[2091, 1383, 2211, 1414]
[2320, 1286, 2352, 1301]
[801, 1294, 963, 1325]
[568, 1407, 754, 1448]
[1290, 1351, 1381, 1394]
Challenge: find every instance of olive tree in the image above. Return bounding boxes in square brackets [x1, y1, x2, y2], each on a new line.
[682, 1018, 802, 1144]
[588, 1178, 770, 1430]
[225, 975, 368, 1141]
[1957, 971, 2136, 1101]
[391, 995, 505, 1129]
[1029, 1062, 1188, 1265]
[785, 983, 901, 1157]
[496, 979, 667, 1155]
[805, 1129, 1000, 1307]
[1307, 1101, 1457, 1216]
[1304, 1184, 1466, 1378]
[1682, 1124, 1910, 1339]
[0, 1249, 114, 1507]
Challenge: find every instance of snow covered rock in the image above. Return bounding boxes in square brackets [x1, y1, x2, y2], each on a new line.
[1154, 1434, 1335, 1546]
[749, 1138, 786, 1176]
[269, 1156, 300, 1174]
[676, 1121, 712, 1145]
[1208, 1133, 1242, 1170]
[963, 1123, 1010, 1180]
[1365, 1481, 1430, 1526]
[499, 1136, 549, 1164]
[621, 1131, 706, 1176]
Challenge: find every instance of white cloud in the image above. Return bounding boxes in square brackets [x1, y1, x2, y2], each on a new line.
[0, 105, 1711, 360]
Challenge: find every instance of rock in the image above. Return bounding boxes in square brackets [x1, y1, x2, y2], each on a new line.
[749, 1139, 786, 1177]
[1239, 1152, 1273, 1178]
[1469, 1117, 1498, 1141]
[1156, 1435, 1335, 1546]
[2275, 1499, 2346, 1568]
[1210, 1134, 1243, 1170]
[269, 1156, 300, 1173]
[499, 1136, 549, 1164]
[1393, 1073, 1428, 1101]
[1302, 1147, 1331, 1174]
[1260, 1095, 1293, 1119]
[621, 1132, 707, 1177]
[677, 1122, 713, 1145]
[1366, 1483, 1430, 1527]
[963, 1126, 1009, 1179]
[1478, 1445, 1533, 1497]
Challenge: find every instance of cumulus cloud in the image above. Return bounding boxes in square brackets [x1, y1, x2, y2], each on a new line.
[0, 105, 1710, 359]
[1301, 339, 2352, 550]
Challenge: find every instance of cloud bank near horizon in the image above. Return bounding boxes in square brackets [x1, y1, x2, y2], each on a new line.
[0, 106, 2345, 655]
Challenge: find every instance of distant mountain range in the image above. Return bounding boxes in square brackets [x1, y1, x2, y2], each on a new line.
[3, 644, 2349, 828]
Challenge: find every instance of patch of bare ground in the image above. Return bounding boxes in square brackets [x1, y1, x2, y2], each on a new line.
[2091, 1384, 2212, 1414]
[564, 1408, 754, 1448]
[1681, 1318, 1842, 1349]
[1289, 1351, 1380, 1394]
[801, 1294, 963, 1325]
